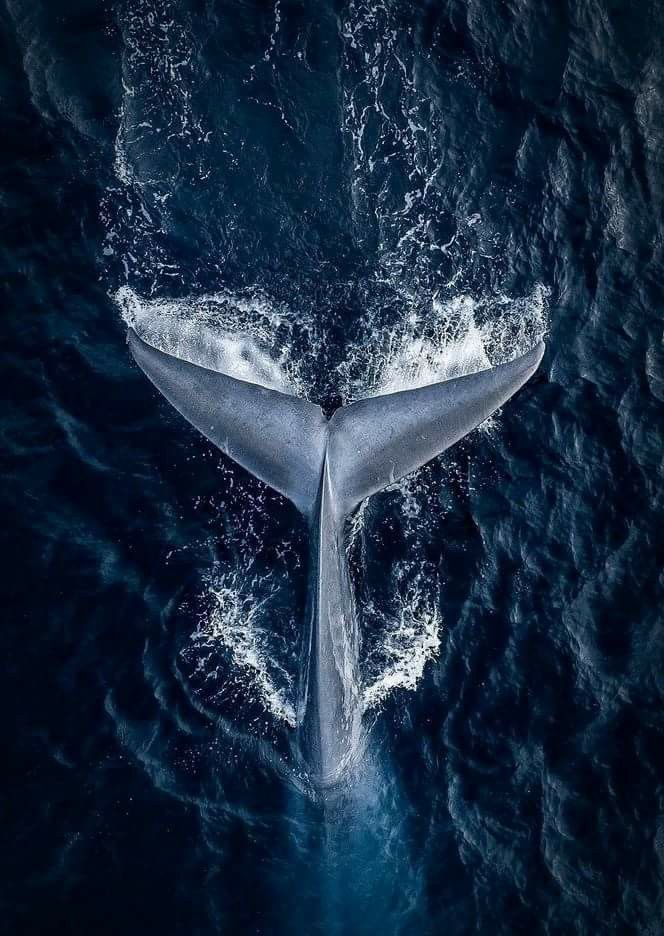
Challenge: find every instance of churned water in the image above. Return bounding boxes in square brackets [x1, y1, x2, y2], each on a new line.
[2, 1, 663, 934]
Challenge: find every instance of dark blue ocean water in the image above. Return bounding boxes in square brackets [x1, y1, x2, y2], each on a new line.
[2, 1, 663, 934]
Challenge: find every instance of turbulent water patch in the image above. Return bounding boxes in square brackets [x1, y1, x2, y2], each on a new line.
[336, 285, 548, 402]
[116, 284, 310, 396]
[182, 566, 297, 728]
[361, 573, 442, 711]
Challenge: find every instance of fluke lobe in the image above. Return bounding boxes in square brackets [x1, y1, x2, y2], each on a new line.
[128, 329, 544, 789]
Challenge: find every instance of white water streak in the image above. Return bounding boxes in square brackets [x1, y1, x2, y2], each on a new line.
[188, 571, 296, 728]
[362, 577, 442, 711]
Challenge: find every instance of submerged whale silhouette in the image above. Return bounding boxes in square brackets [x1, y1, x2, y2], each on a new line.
[128, 328, 544, 787]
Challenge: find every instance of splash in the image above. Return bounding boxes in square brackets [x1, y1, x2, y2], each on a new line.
[184, 567, 297, 728]
[116, 285, 310, 397]
[362, 574, 442, 711]
[338, 285, 548, 402]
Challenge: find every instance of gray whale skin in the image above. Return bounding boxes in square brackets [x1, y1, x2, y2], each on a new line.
[128, 328, 544, 789]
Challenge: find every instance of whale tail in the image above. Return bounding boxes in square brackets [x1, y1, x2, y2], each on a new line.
[127, 328, 544, 518]
[128, 328, 544, 787]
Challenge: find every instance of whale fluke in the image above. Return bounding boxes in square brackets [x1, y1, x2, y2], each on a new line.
[127, 329, 327, 517]
[128, 327, 544, 787]
[327, 341, 544, 516]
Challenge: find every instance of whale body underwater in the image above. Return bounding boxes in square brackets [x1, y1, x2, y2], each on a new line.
[128, 329, 544, 789]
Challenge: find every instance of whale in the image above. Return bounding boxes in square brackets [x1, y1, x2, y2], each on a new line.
[127, 328, 544, 788]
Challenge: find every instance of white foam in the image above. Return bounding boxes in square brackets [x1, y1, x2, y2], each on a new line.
[362, 574, 442, 711]
[116, 285, 307, 396]
[337, 286, 548, 403]
[187, 569, 296, 728]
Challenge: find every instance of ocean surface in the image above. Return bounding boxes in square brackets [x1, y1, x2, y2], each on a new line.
[2, 1, 663, 933]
